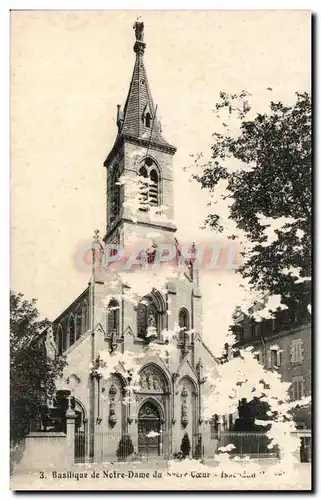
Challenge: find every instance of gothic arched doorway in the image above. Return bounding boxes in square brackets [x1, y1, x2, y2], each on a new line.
[138, 400, 161, 456]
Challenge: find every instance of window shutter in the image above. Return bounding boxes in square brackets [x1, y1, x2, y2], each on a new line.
[300, 339, 304, 362]
[277, 350, 281, 367]
[266, 350, 271, 369]
[290, 341, 294, 362]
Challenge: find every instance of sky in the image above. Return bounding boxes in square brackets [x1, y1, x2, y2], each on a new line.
[11, 10, 311, 354]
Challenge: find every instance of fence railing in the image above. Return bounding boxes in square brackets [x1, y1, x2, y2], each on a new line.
[196, 432, 279, 459]
[74, 430, 281, 463]
[74, 431, 173, 463]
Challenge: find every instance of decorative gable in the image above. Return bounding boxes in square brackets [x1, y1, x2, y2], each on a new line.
[142, 103, 152, 122]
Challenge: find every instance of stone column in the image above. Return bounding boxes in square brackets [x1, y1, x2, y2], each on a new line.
[131, 394, 139, 454]
[65, 406, 76, 467]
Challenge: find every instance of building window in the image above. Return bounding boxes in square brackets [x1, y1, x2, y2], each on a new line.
[137, 301, 148, 338]
[62, 324, 68, 352]
[81, 301, 88, 334]
[145, 112, 151, 128]
[290, 338, 304, 364]
[149, 170, 158, 206]
[137, 295, 161, 339]
[138, 158, 159, 210]
[75, 307, 82, 340]
[67, 315, 76, 348]
[110, 167, 121, 223]
[178, 308, 190, 342]
[291, 376, 305, 401]
[57, 324, 64, 355]
[139, 166, 149, 211]
[270, 349, 279, 368]
[107, 299, 120, 337]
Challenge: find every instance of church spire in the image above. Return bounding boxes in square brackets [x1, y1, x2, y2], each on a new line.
[104, 20, 177, 244]
[106, 20, 176, 165]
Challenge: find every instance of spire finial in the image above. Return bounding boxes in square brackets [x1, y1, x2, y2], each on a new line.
[133, 19, 146, 55]
[133, 19, 144, 41]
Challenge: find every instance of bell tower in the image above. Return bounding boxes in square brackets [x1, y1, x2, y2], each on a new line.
[103, 21, 177, 248]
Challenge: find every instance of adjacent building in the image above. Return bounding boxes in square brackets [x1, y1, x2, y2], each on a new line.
[233, 301, 311, 431]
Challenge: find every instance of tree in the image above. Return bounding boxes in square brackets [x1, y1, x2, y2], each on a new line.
[192, 92, 311, 463]
[180, 432, 191, 458]
[10, 291, 66, 444]
[193, 91, 311, 308]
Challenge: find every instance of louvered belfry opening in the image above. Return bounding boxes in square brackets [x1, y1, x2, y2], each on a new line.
[139, 165, 149, 211]
[138, 157, 159, 210]
[149, 169, 158, 206]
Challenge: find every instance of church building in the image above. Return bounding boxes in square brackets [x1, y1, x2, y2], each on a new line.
[43, 21, 220, 462]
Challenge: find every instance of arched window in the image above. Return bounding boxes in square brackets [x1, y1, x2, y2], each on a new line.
[145, 112, 151, 128]
[68, 315, 76, 348]
[107, 299, 120, 337]
[139, 166, 149, 211]
[137, 297, 159, 339]
[149, 170, 158, 206]
[75, 307, 82, 340]
[62, 323, 68, 352]
[179, 308, 190, 342]
[137, 301, 148, 338]
[110, 167, 121, 223]
[57, 324, 64, 355]
[138, 158, 159, 211]
[81, 301, 88, 334]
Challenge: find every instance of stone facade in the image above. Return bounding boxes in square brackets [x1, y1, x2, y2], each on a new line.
[43, 22, 220, 461]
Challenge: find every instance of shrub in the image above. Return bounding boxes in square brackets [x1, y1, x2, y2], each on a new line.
[180, 432, 191, 458]
[116, 434, 134, 460]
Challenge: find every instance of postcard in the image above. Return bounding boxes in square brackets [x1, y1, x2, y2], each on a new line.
[10, 10, 312, 491]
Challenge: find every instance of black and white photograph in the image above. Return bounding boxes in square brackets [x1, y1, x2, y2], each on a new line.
[9, 10, 312, 491]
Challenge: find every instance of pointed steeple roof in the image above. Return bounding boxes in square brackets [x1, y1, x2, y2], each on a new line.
[106, 21, 176, 165]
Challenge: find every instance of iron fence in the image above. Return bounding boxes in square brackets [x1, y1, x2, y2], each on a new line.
[75, 430, 280, 463]
[193, 431, 279, 459]
[74, 431, 172, 463]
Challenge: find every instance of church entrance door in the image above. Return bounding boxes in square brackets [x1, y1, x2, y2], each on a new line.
[138, 401, 161, 457]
